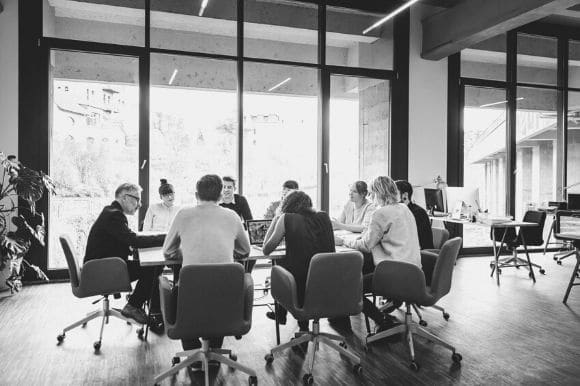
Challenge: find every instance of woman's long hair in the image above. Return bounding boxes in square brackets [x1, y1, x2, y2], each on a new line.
[280, 190, 314, 215]
[371, 176, 400, 206]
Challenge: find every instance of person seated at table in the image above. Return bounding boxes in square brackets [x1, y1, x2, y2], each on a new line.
[264, 180, 299, 220]
[220, 176, 253, 225]
[262, 190, 335, 332]
[142, 178, 180, 232]
[395, 180, 434, 250]
[163, 174, 250, 357]
[84, 183, 164, 329]
[335, 176, 421, 333]
[331, 180, 376, 233]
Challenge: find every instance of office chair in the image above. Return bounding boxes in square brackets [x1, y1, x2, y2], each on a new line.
[366, 238, 463, 371]
[56, 235, 139, 352]
[265, 252, 364, 385]
[155, 263, 257, 386]
[554, 211, 580, 303]
[489, 210, 547, 281]
[541, 201, 567, 256]
[426, 227, 450, 254]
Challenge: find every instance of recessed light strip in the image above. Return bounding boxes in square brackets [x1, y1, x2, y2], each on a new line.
[199, 0, 209, 16]
[268, 77, 291, 92]
[168, 69, 178, 85]
[363, 0, 421, 35]
[479, 97, 524, 108]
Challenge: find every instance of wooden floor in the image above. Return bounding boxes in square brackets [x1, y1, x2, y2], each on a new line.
[1, 252, 579, 386]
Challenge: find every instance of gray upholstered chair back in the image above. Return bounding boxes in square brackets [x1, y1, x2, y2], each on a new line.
[167, 263, 253, 340]
[59, 235, 81, 289]
[301, 252, 364, 318]
[432, 227, 450, 250]
[429, 237, 462, 300]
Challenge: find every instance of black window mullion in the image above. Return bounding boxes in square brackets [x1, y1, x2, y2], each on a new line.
[237, 0, 244, 195]
[318, 2, 329, 212]
[558, 35, 568, 200]
[506, 31, 517, 217]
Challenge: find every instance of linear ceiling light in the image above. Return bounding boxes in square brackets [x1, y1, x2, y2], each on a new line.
[363, 0, 421, 35]
[479, 97, 524, 108]
[268, 77, 291, 92]
[199, 0, 209, 16]
[168, 69, 178, 85]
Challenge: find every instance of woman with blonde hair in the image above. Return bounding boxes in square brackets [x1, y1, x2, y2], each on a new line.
[336, 176, 421, 332]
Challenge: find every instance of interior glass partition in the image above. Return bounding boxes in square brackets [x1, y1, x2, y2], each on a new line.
[48, 50, 139, 269]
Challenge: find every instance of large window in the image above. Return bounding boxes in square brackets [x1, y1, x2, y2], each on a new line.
[49, 50, 139, 269]
[329, 75, 390, 218]
[567, 91, 580, 196]
[463, 86, 507, 247]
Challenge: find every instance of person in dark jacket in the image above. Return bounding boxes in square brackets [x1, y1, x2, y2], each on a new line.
[219, 176, 253, 225]
[395, 180, 434, 250]
[84, 183, 163, 326]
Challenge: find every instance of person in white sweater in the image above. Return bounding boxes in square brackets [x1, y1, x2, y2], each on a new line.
[336, 175, 421, 332]
[142, 179, 180, 232]
[162, 174, 250, 355]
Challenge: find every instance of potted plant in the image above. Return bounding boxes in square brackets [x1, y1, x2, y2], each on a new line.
[0, 152, 55, 294]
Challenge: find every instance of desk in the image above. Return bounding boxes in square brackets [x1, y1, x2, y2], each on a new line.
[555, 232, 580, 303]
[430, 216, 537, 285]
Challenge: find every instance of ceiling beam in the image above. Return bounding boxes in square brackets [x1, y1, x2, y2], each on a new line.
[421, 0, 580, 60]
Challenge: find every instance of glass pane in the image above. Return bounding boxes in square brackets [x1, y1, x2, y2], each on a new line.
[243, 62, 318, 217]
[49, 51, 139, 269]
[150, 54, 238, 207]
[463, 86, 507, 247]
[517, 34, 557, 86]
[569, 40, 580, 89]
[244, 0, 317, 63]
[461, 34, 506, 81]
[567, 91, 580, 197]
[151, 0, 236, 55]
[329, 76, 390, 218]
[326, 6, 393, 70]
[43, 0, 145, 46]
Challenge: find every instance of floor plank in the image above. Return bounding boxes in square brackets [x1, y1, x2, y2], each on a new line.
[0, 252, 579, 385]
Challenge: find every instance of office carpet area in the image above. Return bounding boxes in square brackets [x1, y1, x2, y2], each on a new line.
[0, 253, 579, 385]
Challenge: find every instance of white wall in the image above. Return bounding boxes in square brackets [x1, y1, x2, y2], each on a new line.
[408, 5, 447, 187]
[0, 0, 18, 156]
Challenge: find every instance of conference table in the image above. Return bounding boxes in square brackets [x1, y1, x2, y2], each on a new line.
[430, 215, 537, 285]
[137, 243, 357, 343]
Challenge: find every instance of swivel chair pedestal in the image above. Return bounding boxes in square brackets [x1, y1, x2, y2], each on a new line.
[367, 303, 461, 371]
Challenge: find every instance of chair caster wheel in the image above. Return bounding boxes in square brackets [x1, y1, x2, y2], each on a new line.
[126, 322, 131, 325]
[489, 262, 494, 268]
[452, 352, 463, 363]
[82, 323, 87, 328]
[339, 342, 347, 349]
[419, 320, 427, 327]
[553, 256, 558, 261]
[497, 268, 502, 274]
[172, 357, 180, 366]
[93, 341, 101, 352]
[539, 269, 546, 274]
[229, 353, 238, 362]
[528, 272, 535, 278]
[443, 313, 450, 321]
[235, 335, 242, 340]
[264, 353, 274, 364]
[303, 373, 314, 385]
[248, 375, 258, 386]
[353, 364, 363, 375]
[137, 328, 144, 340]
[57, 334, 65, 343]
[409, 361, 420, 371]
[557, 261, 562, 265]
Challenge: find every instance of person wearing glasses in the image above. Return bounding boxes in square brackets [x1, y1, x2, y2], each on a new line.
[84, 183, 163, 327]
[143, 179, 180, 232]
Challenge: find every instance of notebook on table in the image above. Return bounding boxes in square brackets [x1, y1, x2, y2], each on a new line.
[246, 219, 285, 251]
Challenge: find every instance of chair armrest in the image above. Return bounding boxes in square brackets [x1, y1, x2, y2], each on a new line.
[159, 276, 176, 326]
[78, 257, 131, 297]
[271, 265, 299, 313]
[373, 260, 428, 304]
[243, 273, 254, 323]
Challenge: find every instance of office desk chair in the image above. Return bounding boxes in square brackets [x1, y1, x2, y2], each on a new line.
[366, 238, 463, 371]
[56, 235, 138, 353]
[155, 264, 257, 386]
[490, 210, 547, 280]
[425, 227, 450, 255]
[541, 201, 567, 256]
[555, 211, 580, 304]
[265, 252, 364, 385]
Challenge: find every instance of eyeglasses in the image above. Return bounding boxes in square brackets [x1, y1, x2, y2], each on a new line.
[125, 194, 141, 204]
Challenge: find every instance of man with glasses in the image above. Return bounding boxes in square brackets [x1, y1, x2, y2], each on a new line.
[84, 183, 163, 327]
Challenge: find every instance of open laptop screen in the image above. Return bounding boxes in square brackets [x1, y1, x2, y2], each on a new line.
[246, 219, 272, 245]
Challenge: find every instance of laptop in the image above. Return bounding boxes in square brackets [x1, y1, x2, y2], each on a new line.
[246, 219, 285, 251]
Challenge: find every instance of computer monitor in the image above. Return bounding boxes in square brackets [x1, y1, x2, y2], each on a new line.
[568, 193, 580, 210]
[246, 220, 272, 246]
[445, 187, 481, 212]
[424, 188, 445, 213]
